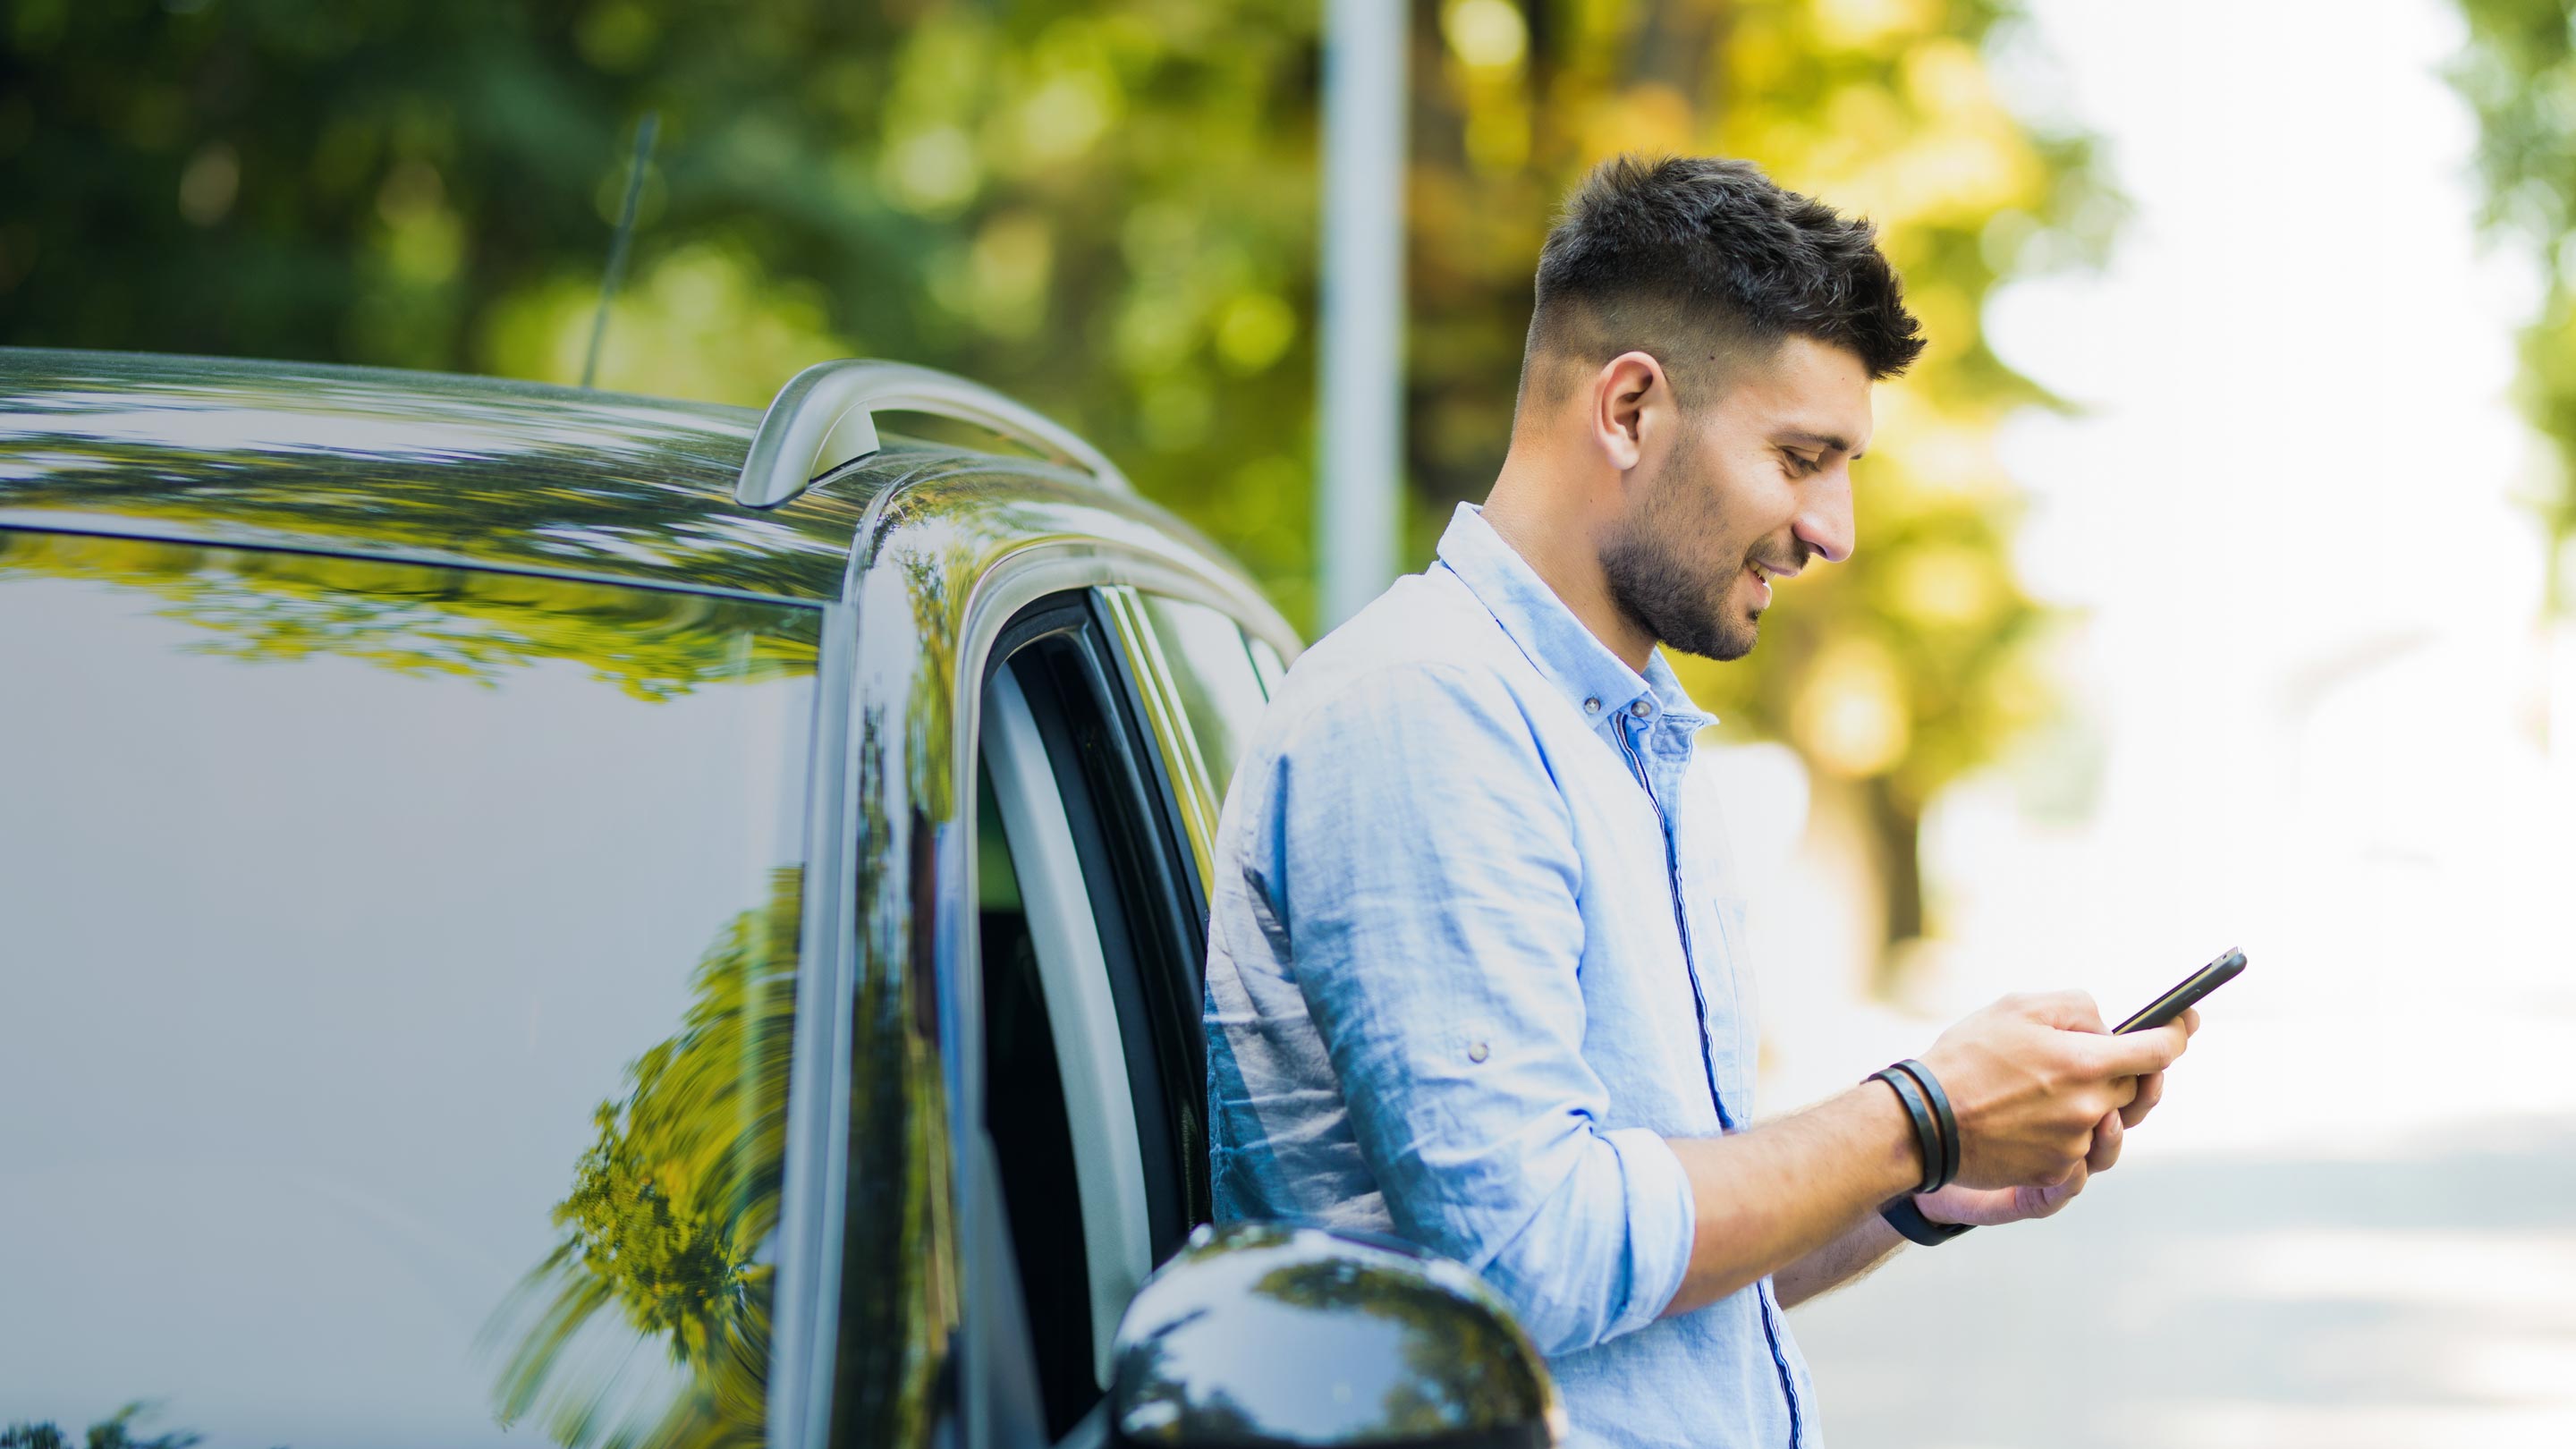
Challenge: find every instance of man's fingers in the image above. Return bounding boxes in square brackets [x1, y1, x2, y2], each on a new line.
[2088, 1109, 2124, 1173]
[2079, 1019, 2187, 1077]
[2034, 1158, 2089, 1216]
[2121, 1068, 2166, 1128]
[2180, 1005, 2203, 1038]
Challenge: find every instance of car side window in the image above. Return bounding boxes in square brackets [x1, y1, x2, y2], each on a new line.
[1133, 593, 1274, 803]
[1098, 588, 1280, 896]
[0, 536, 825, 1449]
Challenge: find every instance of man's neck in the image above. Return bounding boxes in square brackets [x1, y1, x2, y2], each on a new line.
[1479, 458, 1657, 676]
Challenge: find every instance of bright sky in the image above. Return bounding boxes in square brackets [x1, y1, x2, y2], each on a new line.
[1746, 0, 2576, 1160]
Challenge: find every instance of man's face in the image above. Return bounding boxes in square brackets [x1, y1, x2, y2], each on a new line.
[1599, 335, 1874, 661]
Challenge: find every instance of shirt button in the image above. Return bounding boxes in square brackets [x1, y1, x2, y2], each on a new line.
[1629, 699, 1652, 718]
[1583, 698, 1601, 714]
[1467, 1041, 1490, 1064]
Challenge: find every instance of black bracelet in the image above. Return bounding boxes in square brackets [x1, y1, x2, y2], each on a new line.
[1890, 1058, 1961, 1192]
[1868, 1065, 1943, 1196]
[1881, 1193, 1974, 1246]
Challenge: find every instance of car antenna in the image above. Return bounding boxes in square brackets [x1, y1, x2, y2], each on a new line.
[580, 110, 659, 390]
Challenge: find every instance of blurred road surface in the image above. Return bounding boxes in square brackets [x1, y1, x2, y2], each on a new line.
[1791, 1106, 2576, 1448]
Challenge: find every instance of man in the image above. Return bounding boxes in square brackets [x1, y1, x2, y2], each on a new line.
[1201, 156, 2196, 1447]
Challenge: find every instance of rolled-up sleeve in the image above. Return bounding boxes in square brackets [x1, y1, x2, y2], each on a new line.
[1251, 662, 1696, 1354]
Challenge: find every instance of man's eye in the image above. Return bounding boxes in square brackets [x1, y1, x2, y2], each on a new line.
[1784, 453, 1819, 476]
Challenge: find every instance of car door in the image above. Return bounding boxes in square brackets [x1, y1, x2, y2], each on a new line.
[960, 591, 1216, 1449]
[953, 581, 1298, 1449]
[831, 464, 1299, 1449]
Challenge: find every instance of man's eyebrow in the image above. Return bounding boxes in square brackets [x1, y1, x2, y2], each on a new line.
[1777, 428, 1864, 460]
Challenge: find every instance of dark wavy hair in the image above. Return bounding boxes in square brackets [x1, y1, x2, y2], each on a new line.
[1521, 155, 1925, 411]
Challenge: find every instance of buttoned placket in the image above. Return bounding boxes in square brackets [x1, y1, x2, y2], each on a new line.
[1614, 701, 1807, 1449]
[1607, 703, 1733, 1133]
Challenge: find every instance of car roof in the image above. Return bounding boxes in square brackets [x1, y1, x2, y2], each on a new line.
[0, 348, 1235, 611]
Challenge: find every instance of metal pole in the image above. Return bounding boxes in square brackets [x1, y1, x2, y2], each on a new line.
[1317, 0, 1409, 630]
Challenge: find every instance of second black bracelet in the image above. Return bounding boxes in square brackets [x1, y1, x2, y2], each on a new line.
[1880, 1193, 1974, 1246]
[1889, 1057, 1962, 1191]
[1868, 1064, 1945, 1195]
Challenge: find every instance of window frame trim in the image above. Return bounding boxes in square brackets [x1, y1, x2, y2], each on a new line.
[944, 555, 1236, 1449]
[945, 547, 1262, 1222]
[977, 658, 1156, 1386]
[840, 482, 1301, 1449]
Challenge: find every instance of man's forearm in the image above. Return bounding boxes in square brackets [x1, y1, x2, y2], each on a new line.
[1774, 1208, 1904, 1309]
[1660, 1081, 1919, 1318]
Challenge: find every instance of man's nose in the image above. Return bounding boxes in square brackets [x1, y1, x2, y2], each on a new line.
[1793, 469, 1856, 565]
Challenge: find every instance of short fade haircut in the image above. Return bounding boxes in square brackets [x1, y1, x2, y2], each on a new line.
[1521, 155, 1925, 414]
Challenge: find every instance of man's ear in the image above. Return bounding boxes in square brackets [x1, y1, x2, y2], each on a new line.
[1589, 351, 1669, 474]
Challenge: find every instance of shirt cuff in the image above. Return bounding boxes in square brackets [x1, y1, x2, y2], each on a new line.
[1601, 1126, 1696, 1342]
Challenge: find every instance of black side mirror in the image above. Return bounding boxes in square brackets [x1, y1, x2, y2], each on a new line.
[1108, 1220, 1563, 1449]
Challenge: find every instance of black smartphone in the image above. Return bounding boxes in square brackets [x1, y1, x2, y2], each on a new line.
[2113, 948, 2246, 1034]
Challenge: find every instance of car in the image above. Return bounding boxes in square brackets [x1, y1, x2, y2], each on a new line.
[0, 349, 1563, 1449]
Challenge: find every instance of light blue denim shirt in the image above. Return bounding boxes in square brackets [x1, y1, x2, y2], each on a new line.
[1205, 504, 1816, 1448]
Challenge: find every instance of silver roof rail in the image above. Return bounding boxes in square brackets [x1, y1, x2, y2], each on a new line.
[735, 359, 1132, 508]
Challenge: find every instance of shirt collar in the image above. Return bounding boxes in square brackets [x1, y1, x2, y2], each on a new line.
[1434, 503, 1715, 733]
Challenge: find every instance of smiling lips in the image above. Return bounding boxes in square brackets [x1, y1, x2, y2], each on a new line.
[1746, 555, 1800, 608]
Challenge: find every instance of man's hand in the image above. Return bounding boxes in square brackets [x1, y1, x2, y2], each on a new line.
[1915, 992, 2196, 1194]
[1668, 995, 2198, 1316]
[1912, 1111, 2112, 1226]
[1916, 1001, 2201, 1226]
[1773, 998, 2203, 1310]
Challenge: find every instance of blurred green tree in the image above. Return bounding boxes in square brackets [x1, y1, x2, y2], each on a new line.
[0, 0, 2113, 974]
[0, 0, 1326, 614]
[2449, 0, 2576, 610]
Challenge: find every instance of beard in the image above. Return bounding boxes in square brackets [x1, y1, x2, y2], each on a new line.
[1598, 446, 1761, 662]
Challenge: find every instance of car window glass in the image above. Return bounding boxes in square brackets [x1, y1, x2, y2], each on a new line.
[0, 531, 820, 1449]
[1135, 594, 1272, 802]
